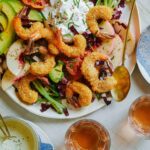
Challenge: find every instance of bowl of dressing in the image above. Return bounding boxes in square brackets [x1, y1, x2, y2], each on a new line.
[0, 117, 40, 150]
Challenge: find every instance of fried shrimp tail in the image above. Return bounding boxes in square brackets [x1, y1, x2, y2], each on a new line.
[81, 52, 117, 93]
[55, 30, 86, 58]
[17, 75, 38, 104]
[86, 5, 113, 39]
[66, 81, 92, 108]
[13, 16, 54, 41]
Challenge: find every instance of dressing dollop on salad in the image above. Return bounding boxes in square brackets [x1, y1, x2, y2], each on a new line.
[42, 0, 94, 41]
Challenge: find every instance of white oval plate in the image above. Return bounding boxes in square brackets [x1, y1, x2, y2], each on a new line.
[3, 3, 141, 119]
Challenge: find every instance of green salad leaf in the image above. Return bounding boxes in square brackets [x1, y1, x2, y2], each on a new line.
[32, 80, 67, 114]
[96, 0, 121, 9]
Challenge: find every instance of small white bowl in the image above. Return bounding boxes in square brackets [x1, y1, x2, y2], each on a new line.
[0, 117, 40, 150]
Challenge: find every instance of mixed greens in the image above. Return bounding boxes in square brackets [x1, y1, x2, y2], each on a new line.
[96, 0, 121, 8]
[96, 0, 129, 8]
[32, 80, 68, 114]
[0, 0, 130, 116]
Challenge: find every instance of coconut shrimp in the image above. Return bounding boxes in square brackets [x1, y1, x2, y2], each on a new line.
[13, 16, 54, 41]
[66, 81, 92, 108]
[48, 43, 59, 55]
[30, 47, 56, 76]
[17, 75, 38, 104]
[54, 30, 86, 58]
[81, 52, 117, 93]
[86, 5, 113, 39]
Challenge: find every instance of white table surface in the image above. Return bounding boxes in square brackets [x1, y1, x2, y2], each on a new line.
[0, 0, 150, 149]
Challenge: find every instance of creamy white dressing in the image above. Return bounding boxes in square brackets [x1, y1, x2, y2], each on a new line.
[0, 119, 38, 150]
[42, 0, 93, 40]
[0, 137, 24, 150]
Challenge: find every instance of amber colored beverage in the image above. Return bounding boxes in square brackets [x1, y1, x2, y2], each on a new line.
[129, 95, 150, 137]
[65, 120, 110, 150]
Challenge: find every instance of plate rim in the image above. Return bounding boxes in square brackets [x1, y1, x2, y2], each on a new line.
[129, 3, 141, 74]
[2, 3, 141, 119]
[136, 25, 150, 84]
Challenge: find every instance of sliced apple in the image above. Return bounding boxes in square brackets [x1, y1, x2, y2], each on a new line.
[113, 21, 135, 55]
[1, 63, 30, 90]
[99, 21, 115, 37]
[1, 70, 16, 90]
[19, 62, 30, 77]
[109, 35, 124, 69]
[6, 40, 27, 76]
[96, 38, 115, 55]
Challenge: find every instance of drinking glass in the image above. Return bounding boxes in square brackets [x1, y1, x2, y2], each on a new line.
[128, 95, 150, 138]
[65, 119, 110, 150]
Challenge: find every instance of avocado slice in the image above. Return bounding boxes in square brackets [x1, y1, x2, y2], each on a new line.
[0, 11, 7, 31]
[0, 2, 15, 55]
[6, 0, 44, 21]
[49, 61, 65, 83]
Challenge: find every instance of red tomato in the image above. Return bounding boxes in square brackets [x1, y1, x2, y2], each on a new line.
[64, 58, 82, 80]
[22, 0, 47, 9]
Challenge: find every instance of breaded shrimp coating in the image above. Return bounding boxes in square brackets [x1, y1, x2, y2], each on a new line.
[66, 81, 92, 108]
[86, 5, 113, 39]
[30, 55, 55, 76]
[54, 30, 86, 58]
[13, 16, 54, 41]
[17, 75, 38, 104]
[81, 52, 117, 93]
